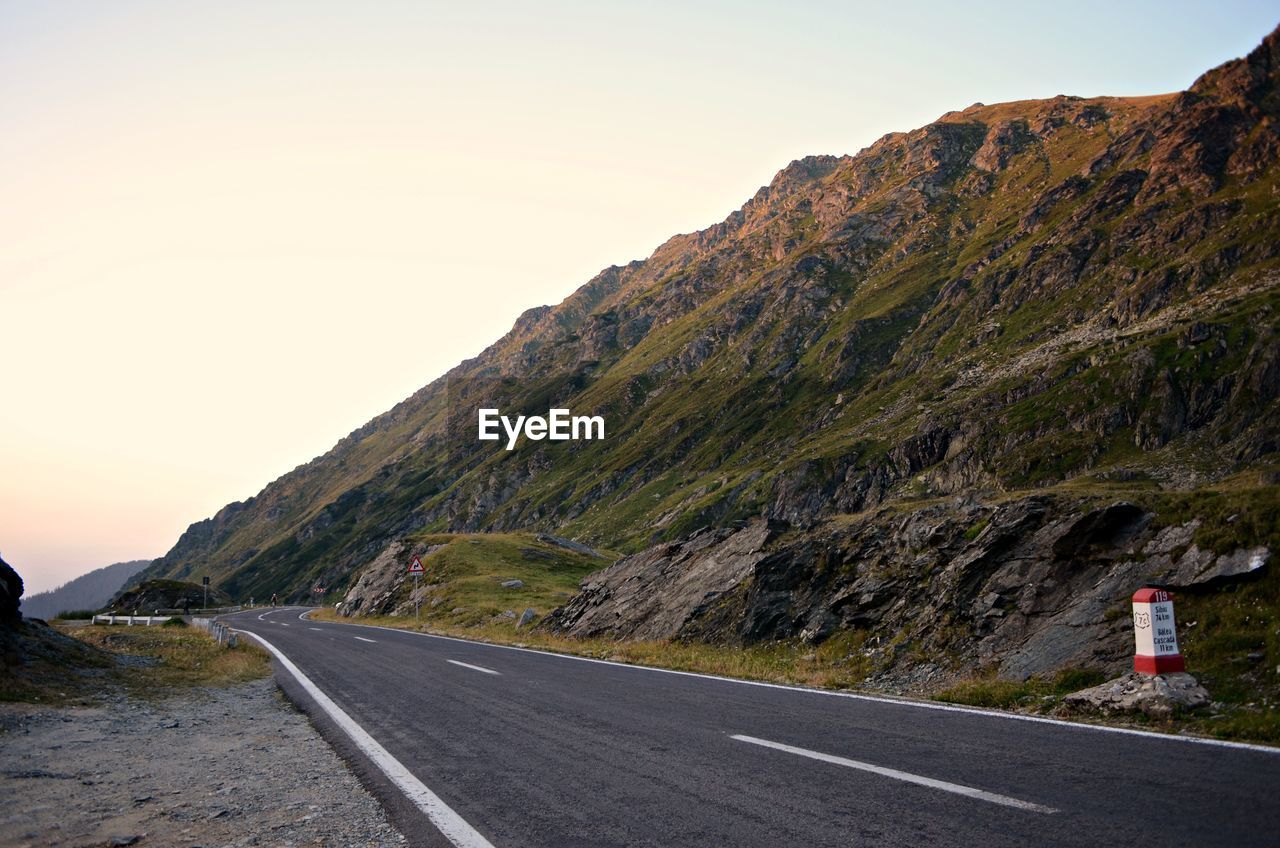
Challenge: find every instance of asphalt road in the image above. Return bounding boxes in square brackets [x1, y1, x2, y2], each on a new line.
[223, 607, 1280, 848]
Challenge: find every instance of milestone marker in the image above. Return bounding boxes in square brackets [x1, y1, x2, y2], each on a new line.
[1132, 587, 1185, 675]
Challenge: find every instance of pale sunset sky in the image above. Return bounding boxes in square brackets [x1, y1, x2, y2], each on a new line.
[3, 1, 1277, 594]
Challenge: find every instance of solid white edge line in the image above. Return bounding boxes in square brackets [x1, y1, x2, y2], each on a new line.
[447, 660, 500, 676]
[299, 609, 312, 621]
[730, 734, 1058, 814]
[354, 636, 377, 643]
[236, 628, 496, 848]
[288, 611, 1280, 756]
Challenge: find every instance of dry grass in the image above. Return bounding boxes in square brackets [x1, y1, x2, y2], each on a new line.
[70, 624, 271, 696]
[935, 668, 1107, 710]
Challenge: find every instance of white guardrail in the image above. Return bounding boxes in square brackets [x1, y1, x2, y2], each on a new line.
[92, 614, 173, 626]
[191, 617, 239, 647]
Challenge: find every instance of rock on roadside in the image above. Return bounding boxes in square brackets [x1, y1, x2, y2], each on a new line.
[1061, 672, 1212, 719]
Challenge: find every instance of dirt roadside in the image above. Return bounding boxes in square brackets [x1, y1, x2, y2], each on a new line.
[0, 677, 406, 848]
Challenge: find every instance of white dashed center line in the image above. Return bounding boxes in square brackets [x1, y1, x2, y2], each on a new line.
[354, 636, 377, 643]
[447, 660, 500, 675]
[730, 734, 1058, 814]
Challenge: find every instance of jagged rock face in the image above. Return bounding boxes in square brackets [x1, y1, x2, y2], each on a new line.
[544, 519, 777, 640]
[547, 498, 1270, 686]
[0, 556, 23, 624]
[338, 541, 445, 617]
[144, 27, 1280, 607]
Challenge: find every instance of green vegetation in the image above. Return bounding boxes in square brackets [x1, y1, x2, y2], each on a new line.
[376, 532, 614, 627]
[53, 609, 96, 620]
[1145, 479, 1280, 554]
[1175, 564, 1280, 743]
[935, 668, 1108, 710]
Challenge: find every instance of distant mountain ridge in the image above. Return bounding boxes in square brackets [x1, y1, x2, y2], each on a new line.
[142, 25, 1279, 620]
[21, 560, 151, 620]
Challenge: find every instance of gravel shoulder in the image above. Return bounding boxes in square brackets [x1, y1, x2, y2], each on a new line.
[0, 678, 406, 848]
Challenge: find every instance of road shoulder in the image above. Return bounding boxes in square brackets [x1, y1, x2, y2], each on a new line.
[0, 678, 406, 847]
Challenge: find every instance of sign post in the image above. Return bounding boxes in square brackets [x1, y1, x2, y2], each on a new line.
[1132, 587, 1185, 674]
[408, 555, 425, 624]
[202, 576, 209, 612]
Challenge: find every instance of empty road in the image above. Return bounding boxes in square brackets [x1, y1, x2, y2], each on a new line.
[223, 607, 1280, 847]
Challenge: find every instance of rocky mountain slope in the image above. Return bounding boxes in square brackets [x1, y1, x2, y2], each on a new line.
[143, 28, 1280, 689]
[20, 560, 151, 620]
[108, 579, 231, 613]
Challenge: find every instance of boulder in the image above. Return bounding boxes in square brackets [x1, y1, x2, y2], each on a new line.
[1062, 672, 1212, 719]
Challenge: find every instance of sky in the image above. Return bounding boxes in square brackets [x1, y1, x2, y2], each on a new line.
[3, 1, 1277, 595]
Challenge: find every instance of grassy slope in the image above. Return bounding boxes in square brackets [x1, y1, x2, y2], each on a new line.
[351, 532, 614, 626]
[1, 622, 270, 705]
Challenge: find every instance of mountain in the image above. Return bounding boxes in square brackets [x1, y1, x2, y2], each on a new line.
[144, 23, 1279, 655]
[19, 560, 152, 620]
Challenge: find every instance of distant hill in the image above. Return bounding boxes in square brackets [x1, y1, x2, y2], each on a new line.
[21, 560, 152, 620]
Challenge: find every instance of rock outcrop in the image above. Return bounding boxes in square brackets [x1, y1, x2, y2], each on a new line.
[0, 555, 22, 624]
[0, 558, 113, 684]
[547, 497, 1270, 688]
[338, 541, 446, 617]
[545, 519, 778, 640]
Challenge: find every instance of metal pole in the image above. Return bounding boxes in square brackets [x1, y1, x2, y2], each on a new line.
[414, 571, 420, 624]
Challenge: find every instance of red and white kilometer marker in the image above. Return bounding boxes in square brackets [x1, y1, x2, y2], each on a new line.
[1132, 588, 1185, 674]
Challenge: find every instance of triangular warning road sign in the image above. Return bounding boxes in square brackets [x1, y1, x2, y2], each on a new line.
[408, 556, 425, 574]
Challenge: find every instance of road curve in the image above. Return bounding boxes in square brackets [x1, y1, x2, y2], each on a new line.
[223, 607, 1280, 848]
